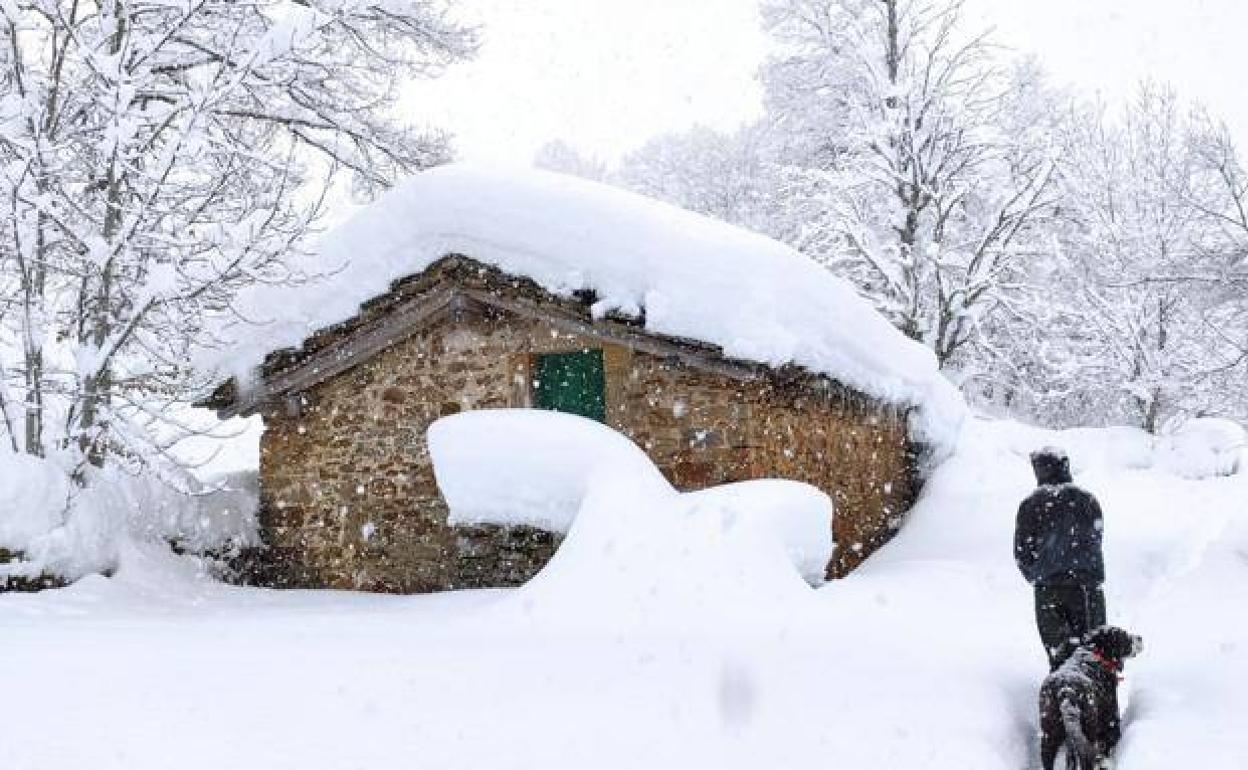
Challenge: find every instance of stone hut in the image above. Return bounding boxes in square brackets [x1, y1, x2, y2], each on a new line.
[202, 165, 960, 593]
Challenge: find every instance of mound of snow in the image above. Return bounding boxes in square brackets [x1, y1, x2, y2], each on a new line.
[427, 409, 664, 533]
[212, 164, 966, 449]
[680, 480, 833, 585]
[1152, 417, 1246, 479]
[427, 410, 833, 622]
[516, 469, 830, 628]
[975, 418, 1155, 478]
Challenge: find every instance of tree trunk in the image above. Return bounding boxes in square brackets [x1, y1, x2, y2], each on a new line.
[1143, 388, 1163, 434]
[75, 0, 128, 468]
[21, 209, 50, 458]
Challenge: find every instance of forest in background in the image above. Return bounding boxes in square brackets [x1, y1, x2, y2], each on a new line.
[539, 0, 1248, 433]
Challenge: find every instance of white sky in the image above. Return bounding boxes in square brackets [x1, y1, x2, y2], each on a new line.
[407, 0, 1248, 165]
[407, 0, 768, 164]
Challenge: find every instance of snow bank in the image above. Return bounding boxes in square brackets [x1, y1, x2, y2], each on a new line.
[1152, 417, 1246, 479]
[983, 415, 1248, 481]
[512, 468, 829, 629]
[1116, 493, 1248, 768]
[981, 418, 1155, 477]
[428, 410, 833, 618]
[680, 480, 833, 585]
[427, 409, 664, 532]
[212, 164, 966, 449]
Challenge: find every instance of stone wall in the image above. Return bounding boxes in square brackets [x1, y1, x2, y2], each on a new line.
[256, 306, 917, 591]
[606, 353, 914, 576]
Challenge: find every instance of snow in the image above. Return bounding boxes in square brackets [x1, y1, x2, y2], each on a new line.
[677, 480, 833, 586]
[212, 164, 966, 449]
[1152, 416, 1246, 479]
[427, 409, 664, 533]
[0, 453, 257, 582]
[505, 463, 826, 630]
[429, 409, 833, 585]
[4, 415, 1247, 768]
[1031, 444, 1067, 460]
[0, 453, 71, 554]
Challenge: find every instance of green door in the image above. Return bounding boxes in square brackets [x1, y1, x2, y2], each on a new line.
[533, 349, 606, 422]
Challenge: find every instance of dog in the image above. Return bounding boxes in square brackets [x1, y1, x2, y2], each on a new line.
[1039, 625, 1143, 770]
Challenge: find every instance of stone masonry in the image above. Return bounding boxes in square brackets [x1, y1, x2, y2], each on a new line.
[255, 302, 918, 592]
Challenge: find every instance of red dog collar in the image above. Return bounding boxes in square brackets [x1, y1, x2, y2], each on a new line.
[1092, 650, 1124, 681]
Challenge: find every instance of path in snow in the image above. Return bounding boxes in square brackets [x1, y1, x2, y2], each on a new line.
[871, 418, 1248, 769]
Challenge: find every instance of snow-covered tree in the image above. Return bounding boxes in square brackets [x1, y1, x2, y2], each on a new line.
[532, 139, 610, 182]
[0, 1, 475, 476]
[759, 0, 1059, 368]
[1186, 113, 1248, 283]
[1002, 87, 1248, 430]
[617, 122, 779, 235]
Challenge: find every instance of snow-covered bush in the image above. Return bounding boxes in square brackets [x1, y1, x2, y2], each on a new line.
[1152, 417, 1247, 479]
[0, 453, 257, 584]
[0, 454, 74, 558]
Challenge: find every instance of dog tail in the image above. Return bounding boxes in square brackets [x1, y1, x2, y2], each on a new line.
[1059, 688, 1094, 765]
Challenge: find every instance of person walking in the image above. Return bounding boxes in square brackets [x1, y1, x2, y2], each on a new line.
[1014, 446, 1107, 670]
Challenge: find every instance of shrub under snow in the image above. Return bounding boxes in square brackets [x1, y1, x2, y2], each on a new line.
[0, 454, 74, 562]
[0, 453, 258, 583]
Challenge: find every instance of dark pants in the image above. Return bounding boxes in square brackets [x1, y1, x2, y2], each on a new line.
[1034, 583, 1106, 670]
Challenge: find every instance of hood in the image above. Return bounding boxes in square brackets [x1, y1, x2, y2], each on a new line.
[1030, 446, 1072, 485]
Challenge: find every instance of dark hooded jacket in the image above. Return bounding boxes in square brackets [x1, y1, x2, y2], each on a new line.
[1014, 450, 1105, 586]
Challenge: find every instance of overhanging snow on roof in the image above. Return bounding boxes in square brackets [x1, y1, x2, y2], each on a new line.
[203, 164, 966, 448]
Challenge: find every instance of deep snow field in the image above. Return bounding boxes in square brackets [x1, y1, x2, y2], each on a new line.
[2, 415, 1246, 770]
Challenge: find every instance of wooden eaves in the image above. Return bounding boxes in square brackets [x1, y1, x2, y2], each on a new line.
[199, 255, 772, 419]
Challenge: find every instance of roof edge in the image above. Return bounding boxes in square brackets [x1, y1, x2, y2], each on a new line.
[204, 255, 899, 418]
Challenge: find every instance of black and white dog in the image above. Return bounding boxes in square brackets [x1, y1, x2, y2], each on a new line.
[1039, 625, 1143, 770]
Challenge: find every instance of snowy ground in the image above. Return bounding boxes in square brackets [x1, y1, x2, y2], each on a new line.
[2, 417, 1246, 769]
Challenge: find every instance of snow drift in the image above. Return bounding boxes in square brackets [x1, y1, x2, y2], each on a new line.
[427, 408, 665, 533]
[1152, 416, 1246, 479]
[428, 410, 834, 621]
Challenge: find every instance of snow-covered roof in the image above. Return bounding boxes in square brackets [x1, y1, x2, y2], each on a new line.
[216, 164, 965, 445]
